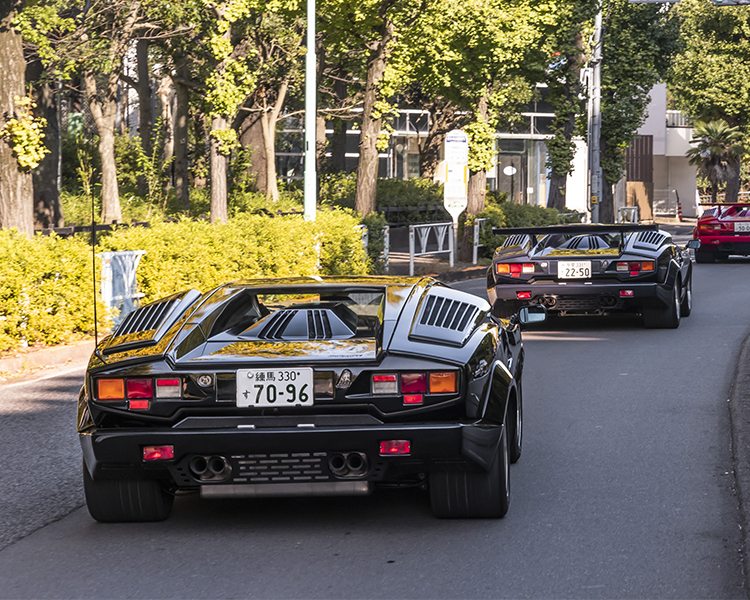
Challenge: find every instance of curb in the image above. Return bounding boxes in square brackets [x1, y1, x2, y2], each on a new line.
[0, 340, 94, 376]
[730, 333, 750, 597]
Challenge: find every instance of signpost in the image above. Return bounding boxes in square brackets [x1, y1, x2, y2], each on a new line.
[444, 130, 469, 263]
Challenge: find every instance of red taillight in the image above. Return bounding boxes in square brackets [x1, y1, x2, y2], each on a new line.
[155, 378, 181, 399]
[401, 373, 427, 394]
[143, 445, 174, 461]
[620, 290, 634, 297]
[97, 378, 124, 400]
[430, 372, 457, 394]
[516, 291, 532, 300]
[129, 400, 150, 410]
[628, 262, 641, 273]
[403, 394, 423, 405]
[379, 440, 411, 455]
[372, 374, 398, 394]
[127, 378, 153, 399]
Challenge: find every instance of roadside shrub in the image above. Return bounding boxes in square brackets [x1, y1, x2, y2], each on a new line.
[0, 230, 106, 352]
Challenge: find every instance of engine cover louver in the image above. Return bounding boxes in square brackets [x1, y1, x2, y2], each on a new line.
[114, 298, 179, 337]
[249, 306, 356, 341]
[410, 288, 486, 347]
[633, 230, 667, 249]
[503, 234, 531, 248]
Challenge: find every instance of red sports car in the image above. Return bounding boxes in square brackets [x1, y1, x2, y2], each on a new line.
[693, 203, 750, 262]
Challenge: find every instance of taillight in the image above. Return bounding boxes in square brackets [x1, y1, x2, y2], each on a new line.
[372, 374, 398, 394]
[127, 378, 153, 399]
[97, 378, 125, 400]
[640, 261, 654, 272]
[379, 440, 411, 455]
[401, 373, 427, 393]
[403, 394, 423, 405]
[496, 263, 510, 274]
[517, 291, 532, 300]
[143, 445, 174, 461]
[617, 261, 654, 275]
[430, 372, 457, 394]
[620, 290, 635, 297]
[129, 400, 150, 410]
[497, 263, 533, 276]
[155, 378, 181, 399]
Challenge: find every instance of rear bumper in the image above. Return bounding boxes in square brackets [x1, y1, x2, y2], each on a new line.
[80, 420, 502, 486]
[695, 237, 750, 255]
[490, 280, 671, 315]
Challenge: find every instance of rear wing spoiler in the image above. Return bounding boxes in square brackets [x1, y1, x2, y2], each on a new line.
[491, 223, 660, 237]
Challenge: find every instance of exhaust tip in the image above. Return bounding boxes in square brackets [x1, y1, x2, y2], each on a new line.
[189, 456, 208, 476]
[328, 453, 348, 476]
[345, 452, 368, 476]
[598, 295, 617, 307]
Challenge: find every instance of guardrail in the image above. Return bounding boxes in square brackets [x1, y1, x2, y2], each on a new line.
[472, 218, 488, 265]
[409, 222, 454, 276]
[356, 224, 391, 272]
[618, 207, 638, 223]
[380, 205, 452, 226]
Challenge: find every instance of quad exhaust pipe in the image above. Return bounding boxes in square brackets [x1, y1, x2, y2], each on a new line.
[598, 295, 617, 308]
[189, 455, 232, 481]
[328, 452, 369, 478]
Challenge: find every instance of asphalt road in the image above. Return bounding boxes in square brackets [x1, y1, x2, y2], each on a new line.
[0, 258, 749, 598]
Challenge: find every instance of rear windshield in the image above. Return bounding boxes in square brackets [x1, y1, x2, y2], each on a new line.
[533, 233, 624, 256]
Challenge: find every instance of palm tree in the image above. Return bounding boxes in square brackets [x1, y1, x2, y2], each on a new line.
[687, 119, 744, 203]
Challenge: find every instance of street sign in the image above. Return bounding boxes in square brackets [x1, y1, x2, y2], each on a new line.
[444, 130, 469, 222]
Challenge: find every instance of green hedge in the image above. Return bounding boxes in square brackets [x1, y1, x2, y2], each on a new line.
[0, 209, 368, 353]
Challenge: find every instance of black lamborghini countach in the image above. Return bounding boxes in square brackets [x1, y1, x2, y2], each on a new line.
[487, 224, 699, 328]
[78, 276, 544, 522]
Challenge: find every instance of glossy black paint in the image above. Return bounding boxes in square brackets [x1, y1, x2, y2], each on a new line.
[79, 276, 526, 497]
[486, 224, 693, 320]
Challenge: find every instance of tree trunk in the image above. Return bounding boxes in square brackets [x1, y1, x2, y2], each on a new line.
[209, 115, 228, 223]
[458, 170, 487, 262]
[598, 136, 615, 223]
[157, 76, 174, 192]
[547, 171, 567, 211]
[330, 118, 348, 172]
[259, 80, 289, 202]
[316, 114, 327, 173]
[239, 110, 265, 192]
[354, 22, 394, 216]
[725, 158, 740, 203]
[136, 39, 153, 155]
[0, 3, 33, 236]
[27, 60, 63, 228]
[173, 59, 190, 209]
[192, 108, 207, 190]
[85, 73, 122, 223]
[419, 102, 458, 181]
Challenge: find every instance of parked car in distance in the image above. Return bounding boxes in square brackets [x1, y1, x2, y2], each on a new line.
[79, 276, 545, 522]
[487, 224, 699, 329]
[693, 203, 750, 262]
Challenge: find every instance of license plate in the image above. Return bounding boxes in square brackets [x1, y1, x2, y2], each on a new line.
[558, 261, 591, 279]
[734, 222, 750, 232]
[236, 368, 314, 407]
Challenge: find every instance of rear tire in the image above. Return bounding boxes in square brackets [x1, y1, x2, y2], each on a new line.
[643, 280, 681, 329]
[430, 426, 510, 519]
[680, 273, 692, 317]
[83, 461, 173, 523]
[695, 250, 715, 264]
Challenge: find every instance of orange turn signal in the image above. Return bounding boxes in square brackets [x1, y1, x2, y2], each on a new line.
[430, 372, 457, 394]
[98, 378, 124, 400]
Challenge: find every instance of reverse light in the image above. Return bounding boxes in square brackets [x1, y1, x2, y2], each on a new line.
[127, 378, 153, 399]
[143, 445, 174, 461]
[517, 291, 532, 300]
[401, 373, 427, 394]
[372, 374, 398, 394]
[430, 372, 457, 394]
[155, 378, 181, 399]
[379, 440, 411, 455]
[97, 378, 125, 400]
[403, 394, 423, 405]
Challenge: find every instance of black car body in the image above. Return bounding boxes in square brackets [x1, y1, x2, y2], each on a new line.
[79, 276, 544, 522]
[486, 224, 695, 328]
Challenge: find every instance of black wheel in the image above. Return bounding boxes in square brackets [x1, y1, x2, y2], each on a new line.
[680, 272, 692, 317]
[643, 280, 681, 329]
[695, 250, 715, 264]
[508, 389, 522, 464]
[83, 461, 173, 522]
[430, 426, 510, 518]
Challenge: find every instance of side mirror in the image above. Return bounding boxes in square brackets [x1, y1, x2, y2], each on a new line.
[517, 305, 547, 325]
[686, 239, 701, 249]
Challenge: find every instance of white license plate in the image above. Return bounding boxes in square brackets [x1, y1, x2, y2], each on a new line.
[558, 261, 591, 279]
[236, 368, 314, 407]
[734, 222, 750, 232]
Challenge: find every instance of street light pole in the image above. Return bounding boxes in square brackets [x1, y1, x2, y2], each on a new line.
[303, 0, 317, 220]
[588, 9, 603, 223]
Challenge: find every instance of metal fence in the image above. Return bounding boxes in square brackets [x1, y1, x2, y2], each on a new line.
[357, 224, 391, 271]
[472, 218, 488, 265]
[409, 222, 454, 276]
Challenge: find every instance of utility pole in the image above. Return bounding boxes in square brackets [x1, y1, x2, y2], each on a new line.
[587, 9, 603, 223]
[303, 0, 316, 221]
